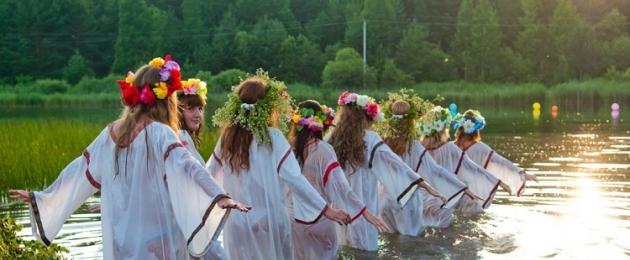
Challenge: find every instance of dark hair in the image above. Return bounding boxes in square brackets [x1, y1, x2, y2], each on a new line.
[289, 100, 326, 166]
[220, 78, 266, 172]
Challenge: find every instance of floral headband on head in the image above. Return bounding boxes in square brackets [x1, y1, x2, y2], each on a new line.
[418, 106, 452, 136]
[452, 110, 486, 134]
[291, 105, 335, 132]
[212, 69, 292, 144]
[337, 91, 383, 121]
[375, 89, 436, 139]
[179, 78, 208, 102]
[117, 55, 182, 107]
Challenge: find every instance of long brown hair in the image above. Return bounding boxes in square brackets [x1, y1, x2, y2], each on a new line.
[328, 104, 371, 171]
[454, 110, 481, 147]
[289, 100, 327, 166]
[383, 100, 414, 156]
[220, 78, 267, 172]
[114, 65, 179, 175]
[177, 94, 206, 146]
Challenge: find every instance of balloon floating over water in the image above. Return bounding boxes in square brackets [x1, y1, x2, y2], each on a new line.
[611, 103, 620, 111]
[532, 102, 541, 111]
[449, 103, 458, 116]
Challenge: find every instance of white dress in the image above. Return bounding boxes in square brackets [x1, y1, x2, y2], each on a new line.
[291, 139, 367, 260]
[327, 130, 423, 250]
[28, 121, 230, 259]
[206, 127, 327, 260]
[390, 140, 467, 229]
[179, 130, 228, 260]
[426, 142, 501, 214]
[460, 142, 527, 196]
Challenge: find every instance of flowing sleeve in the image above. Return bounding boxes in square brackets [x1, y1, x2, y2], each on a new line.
[418, 153, 467, 209]
[455, 150, 501, 209]
[485, 150, 527, 196]
[320, 146, 366, 223]
[28, 128, 107, 246]
[159, 126, 230, 257]
[371, 143, 424, 208]
[272, 129, 327, 224]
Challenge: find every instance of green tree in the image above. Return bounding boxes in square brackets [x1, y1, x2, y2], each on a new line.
[322, 48, 376, 88]
[63, 51, 95, 84]
[234, 18, 288, 74]
[454, 0, 505, 81]
[379, 59, 414, 87]
[396, 23, 452, 81]
[515, 0, 546, 81]
[279, 35, 324, 84]
[547, 0, 582, 82]
[452, 0, 475, 79]
[345, 0, 401, 68]
[594, 9, 628, 43]
[112, 0, 167, 73]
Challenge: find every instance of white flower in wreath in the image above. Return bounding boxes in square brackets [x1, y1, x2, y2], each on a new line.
[356, 95, 369, 107]
[463, 120, 475, 133]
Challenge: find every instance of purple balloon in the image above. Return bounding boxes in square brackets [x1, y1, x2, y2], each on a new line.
[611, 103, 620, 111]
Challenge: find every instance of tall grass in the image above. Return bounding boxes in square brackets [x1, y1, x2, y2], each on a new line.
[0, 120, 104, 190]
[0, 119, 224, 191]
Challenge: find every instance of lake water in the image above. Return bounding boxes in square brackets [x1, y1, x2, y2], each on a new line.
[1, 106, 629, 259]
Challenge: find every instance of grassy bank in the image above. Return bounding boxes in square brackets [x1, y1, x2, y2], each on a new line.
[0, 79, 627, 109]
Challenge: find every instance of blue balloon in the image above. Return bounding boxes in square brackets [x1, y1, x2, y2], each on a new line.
[449, 103, 458, 115]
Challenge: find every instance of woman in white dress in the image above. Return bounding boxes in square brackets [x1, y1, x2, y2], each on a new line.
[8, 56, 250, 259]
[451, 109, 537, 196]
[289, 100, 390, 260]
[327, 91, 447, 251]
[419, 106, 510, 214]
[375, 90, 475, 231]
[206, 71, 352, 260]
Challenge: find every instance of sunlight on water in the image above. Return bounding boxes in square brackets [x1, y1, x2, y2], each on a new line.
[1, 110, 629, 259]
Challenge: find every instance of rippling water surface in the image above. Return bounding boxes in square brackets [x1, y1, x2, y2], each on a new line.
[1, 108, 629, 259]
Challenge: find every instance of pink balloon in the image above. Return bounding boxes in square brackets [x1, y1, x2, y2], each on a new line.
[611, 103, 620, 111]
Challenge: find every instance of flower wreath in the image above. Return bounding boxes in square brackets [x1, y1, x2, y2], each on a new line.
[179, 78, 208, 102]
[212, 69, 292, 144]
[375, 89, 435, 140]
[291, 105, 335, 132]
[418, 106, 452, 136]
[337, 91, 383, 121]
[452, 110, 486, 134]
[117, 55, 182, 107]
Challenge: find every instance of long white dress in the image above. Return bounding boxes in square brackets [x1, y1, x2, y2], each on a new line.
[387, 140, 467, 229]
[206, 127, 327, 260]
[291, 139, 367, 260]
[426, 142, 501, 214]
[327, 130, 423, 250]
[459, 141, 527, 196]
[28, 121, 231, 259]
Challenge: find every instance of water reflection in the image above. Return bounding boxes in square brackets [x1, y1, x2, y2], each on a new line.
[1, 111, 629, 259]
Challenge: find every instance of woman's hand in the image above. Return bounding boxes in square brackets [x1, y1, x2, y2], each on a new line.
[8, 189, 30, 203]
[418, 181, 448, 205]
[499, 182, 512, 194]
[217, 197, 251, 212]
[323, 206, 351, 225]
[525, 173, 538, 182]
[88, 204, 101, 213]
[363, 210, 391, 233]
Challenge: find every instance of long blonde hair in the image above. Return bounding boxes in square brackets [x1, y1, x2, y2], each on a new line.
[328, 105, 371, 171]
[114, 65, 179, 175]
